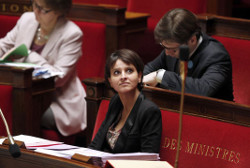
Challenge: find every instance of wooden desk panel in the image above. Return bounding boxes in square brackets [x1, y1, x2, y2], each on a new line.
[198, 14, 250, 40]
[0, 65, 55, 137]
[0, 145, 98, 168]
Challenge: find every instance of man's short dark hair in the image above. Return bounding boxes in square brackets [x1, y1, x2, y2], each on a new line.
[154, 8, 201, 44]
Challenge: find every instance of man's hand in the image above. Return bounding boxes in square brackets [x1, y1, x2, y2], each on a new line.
[143, 71, 158, 87]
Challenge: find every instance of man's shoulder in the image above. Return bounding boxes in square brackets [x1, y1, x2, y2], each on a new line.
[200, 33, 229, 55]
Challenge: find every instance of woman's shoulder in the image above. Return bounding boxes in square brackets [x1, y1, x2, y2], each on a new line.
[17, 12, 36, 24]
[109, 94, 121, 106]
[20, 12, 35, 20]
[53, 18, 83, 38]
[141, 98, 159, 110]
[63, 19, 83, 34]
[139, 94, 160, 112]
[136, 96, 161, 122]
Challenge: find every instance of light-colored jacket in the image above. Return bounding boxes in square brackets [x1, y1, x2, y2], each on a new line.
[0, 12, 87, 136]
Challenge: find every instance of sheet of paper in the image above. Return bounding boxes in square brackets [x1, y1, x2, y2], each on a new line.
[35, 148, 72, 159]
[0, 62, 64, 79]
[12, 134, 63, 147]
[61, 147, 113, 158]
[1, 62, 41, 68]
[105, 160, 173, 168]
[27, 143, 79, 150]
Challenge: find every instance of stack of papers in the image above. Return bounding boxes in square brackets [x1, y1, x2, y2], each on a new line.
[61, 148, 159, 167]
[0, 135, 167, 168]
[105, 160, 173, 168]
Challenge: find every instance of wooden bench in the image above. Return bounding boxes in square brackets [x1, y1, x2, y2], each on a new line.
[83, 77, 250, 167]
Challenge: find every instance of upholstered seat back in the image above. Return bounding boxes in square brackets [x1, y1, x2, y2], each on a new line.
[212, 36, 250, 106]
[127, 0, 207, 30]
[0, 15, 19, 38]
[160, 109, 250, 168]
[73, 21, 106, 83]
[92, 99, 110, 140]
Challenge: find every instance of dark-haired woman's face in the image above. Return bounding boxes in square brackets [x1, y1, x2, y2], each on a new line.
[108, 59, 142, 94]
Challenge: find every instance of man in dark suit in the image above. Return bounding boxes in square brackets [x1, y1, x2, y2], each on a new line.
[143, 8, 234, 101]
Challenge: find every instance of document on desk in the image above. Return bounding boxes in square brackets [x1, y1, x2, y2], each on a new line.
[61, 147, 159, 160]
[1, 62, 41, 68]
[1, 135, 162, 167]
[12, 134, 63, 148]
[58, 148, 160, 167]
[0, 134, 78, 151]
[105, 160, 173, 168]
[0, 62, 64, 78]
[33, 147, 160, 167]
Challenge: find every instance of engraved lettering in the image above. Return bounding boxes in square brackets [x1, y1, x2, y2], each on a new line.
[162, 137, 170, 148]
[10, 4, 19, 12]
[185, 141, 194, 154]
[170, 138, 177, 150]
[235, 153, 240, 164]
[205, 145, 210, 156]
[23, 5, 32, 12]
[1, 3, 7, 12]
[197, 144, 206, 155]
[162, 138, 241, 165]
[209, 146, 215, 157]
[215, 147, 222, 158]
[222, 149, 229, 160]
[228, 150, 235, 162]
[193, 143, 199, 154]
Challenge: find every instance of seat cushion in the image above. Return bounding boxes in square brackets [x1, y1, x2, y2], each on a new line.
[73, 21, 106, 89]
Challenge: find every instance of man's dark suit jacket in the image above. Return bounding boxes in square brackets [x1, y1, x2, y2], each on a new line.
[89, 93, 162, 153]
[144, 33, 234, 101]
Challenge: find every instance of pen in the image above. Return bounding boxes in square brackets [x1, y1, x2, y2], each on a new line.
[34, 69, 48, 77]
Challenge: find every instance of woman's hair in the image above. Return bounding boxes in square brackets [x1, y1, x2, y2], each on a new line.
[105, 49, 144, 90]
[44, 0, 72, 16]
[154, 8, 201, 44]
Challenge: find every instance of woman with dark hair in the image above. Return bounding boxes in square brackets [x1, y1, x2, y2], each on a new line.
[0, 0, 87, 137]
[89, 49, 162, 153]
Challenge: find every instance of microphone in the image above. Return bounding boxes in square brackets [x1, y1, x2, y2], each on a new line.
[0, 107, 21, 158]
[174, 45, 189, 168]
